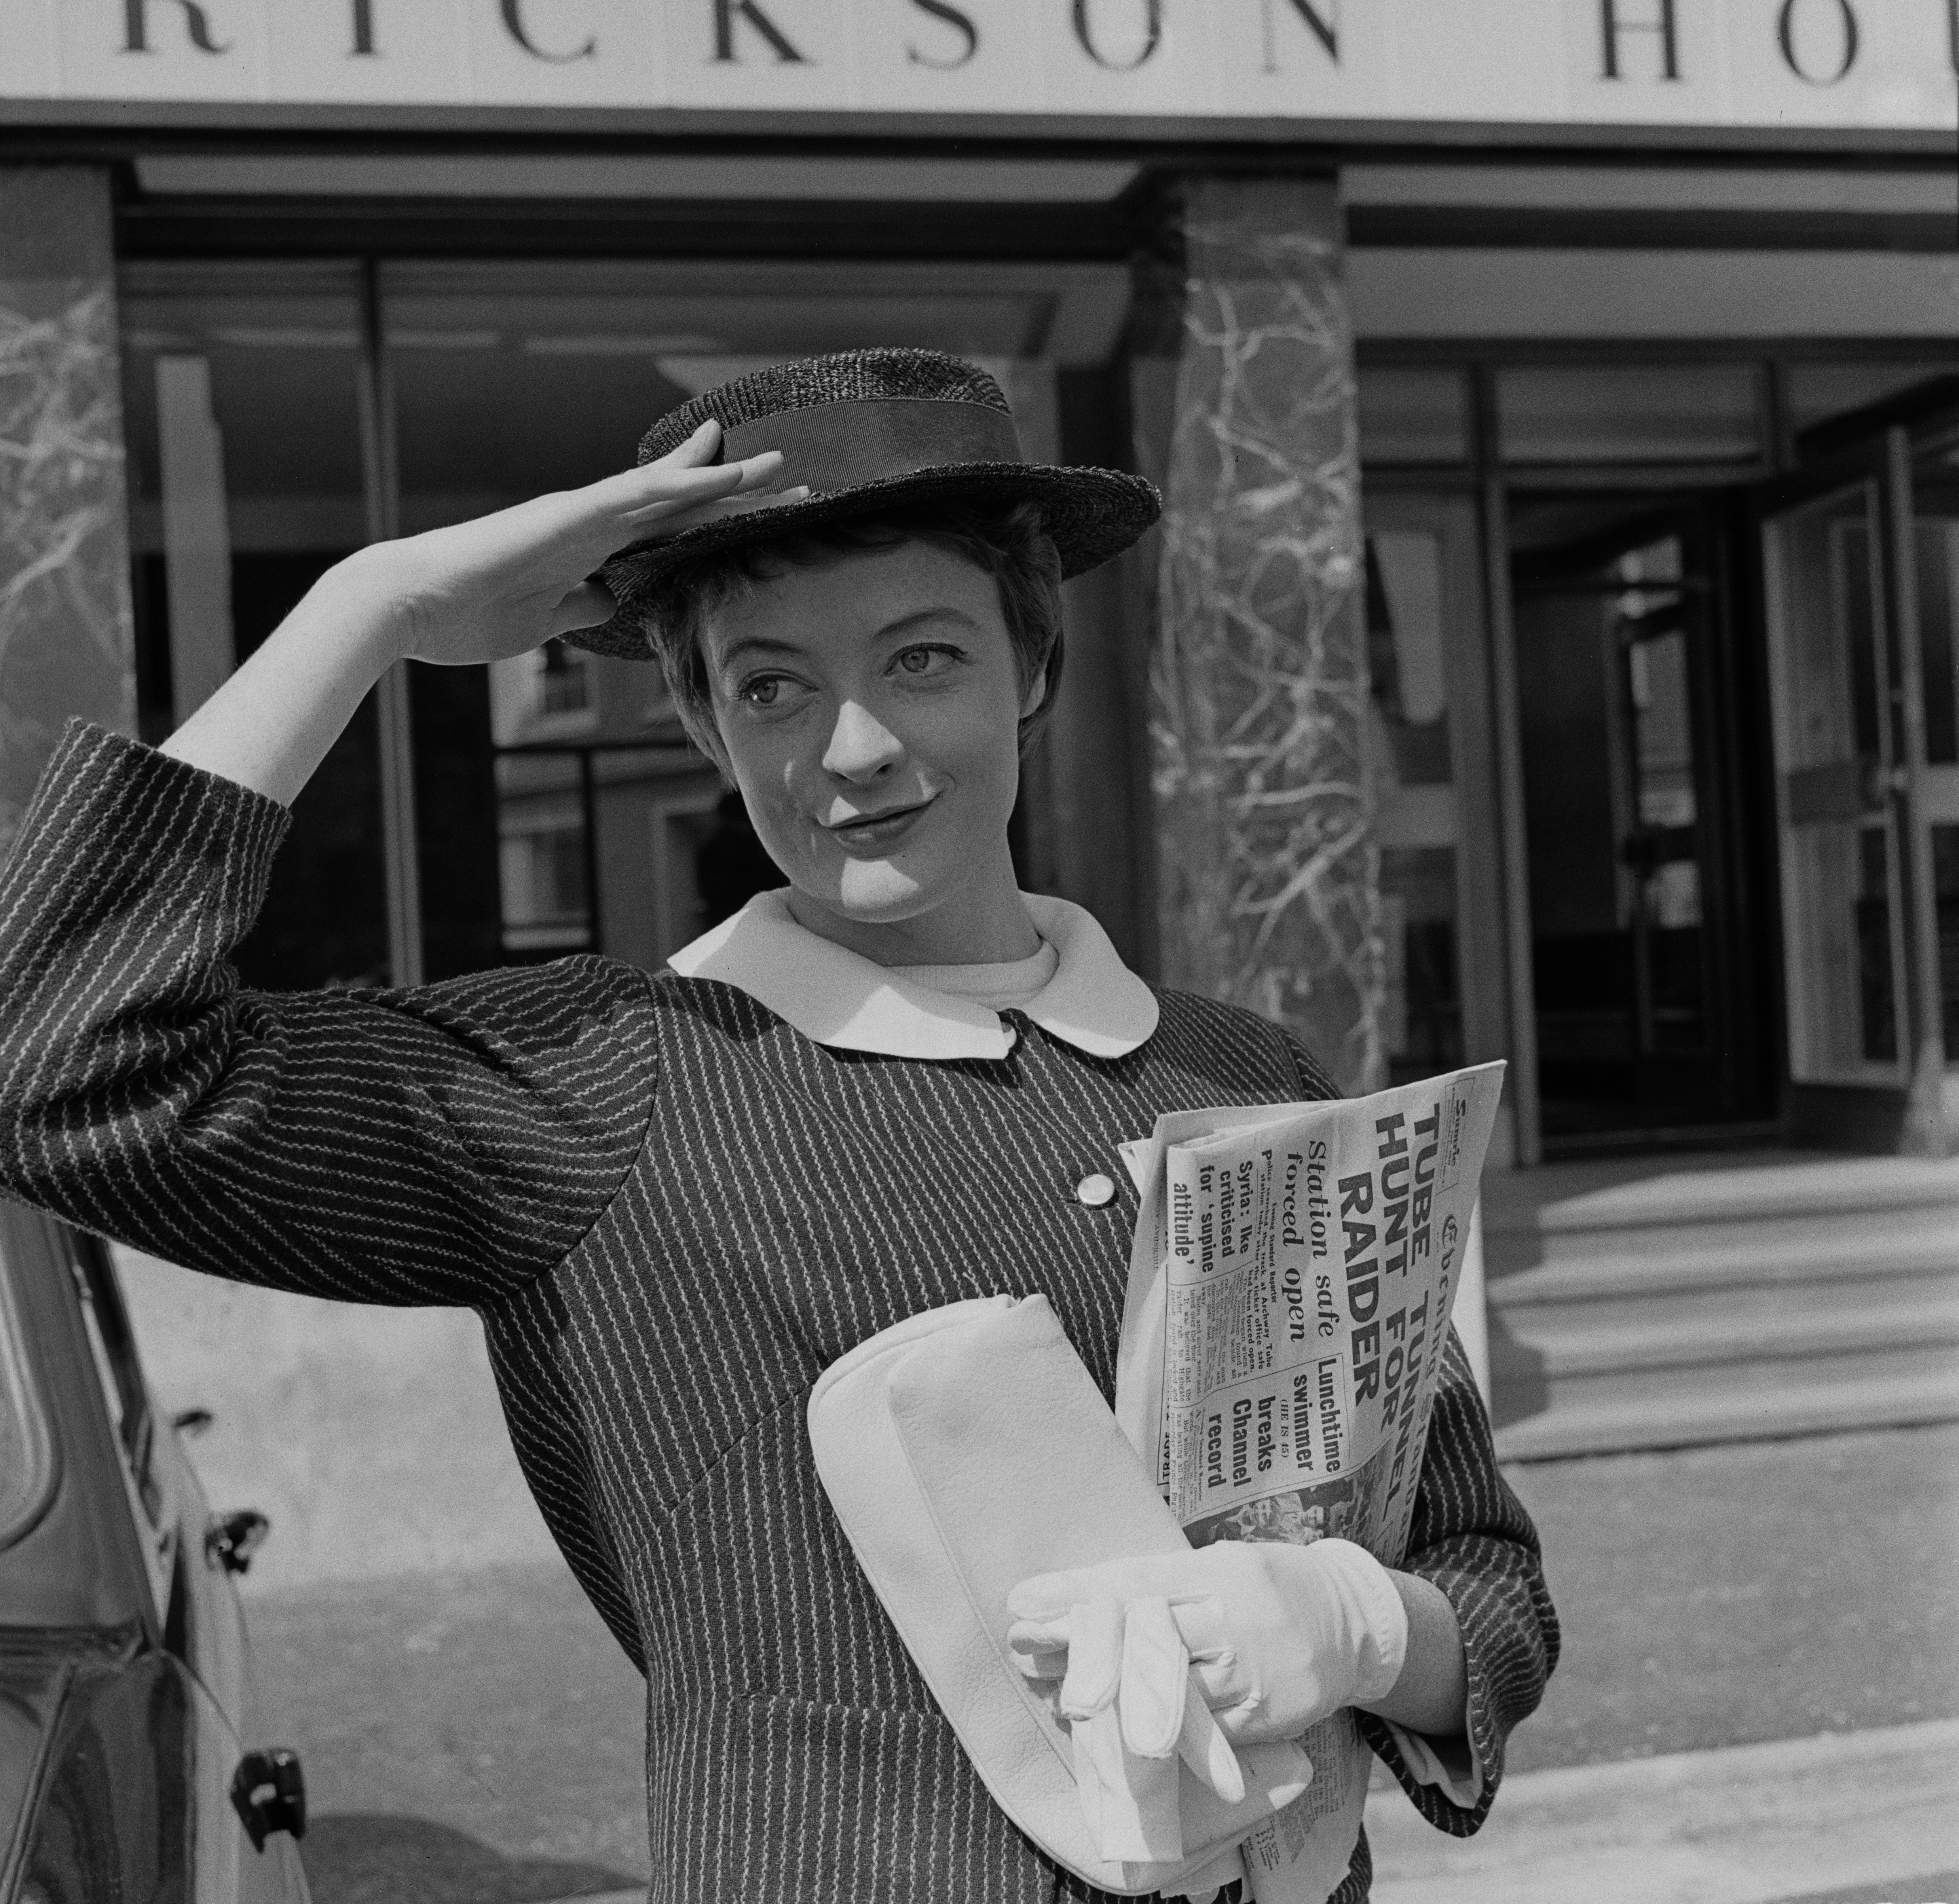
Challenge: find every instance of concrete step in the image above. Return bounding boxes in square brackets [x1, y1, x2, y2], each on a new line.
[1489, 1229, 1959, 1315]
[1482, 1152, 1959, 1236]
[1485, 1194, 1959, 1272]
[1497, 1338, 1959, 1428]
[1492, 1366, 1959, 1460]
[1481, 1151, 1959, 1458]
[1494, 1292, 1959, 1380]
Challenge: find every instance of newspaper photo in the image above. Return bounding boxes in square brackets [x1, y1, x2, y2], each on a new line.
[1112, 1061, 1506, 1904]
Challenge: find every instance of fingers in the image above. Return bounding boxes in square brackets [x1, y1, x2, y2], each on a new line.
[1175, 1678, 1247, 1804]
[606, 456, 763, 522]
[632, 485, 811, 545]
[1011, 1555, 1213, 1623]
[1118, 1598, 1186, 1759]
[645, 417, 723, 470]
[1058, 1598, 1123, 1722]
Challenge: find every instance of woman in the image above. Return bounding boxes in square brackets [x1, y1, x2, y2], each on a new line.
[0, 350, 1554, 1904]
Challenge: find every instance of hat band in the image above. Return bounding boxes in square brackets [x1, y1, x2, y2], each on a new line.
[720, 397, 1023, 495]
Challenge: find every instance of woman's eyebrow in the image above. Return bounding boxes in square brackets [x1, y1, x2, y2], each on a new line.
[715, 633, 804, 670]
[876, 606, 981, 640]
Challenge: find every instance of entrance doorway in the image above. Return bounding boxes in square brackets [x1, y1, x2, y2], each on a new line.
[1510, 492, 1771, 1148]
[1762, 412, 1959, 1151]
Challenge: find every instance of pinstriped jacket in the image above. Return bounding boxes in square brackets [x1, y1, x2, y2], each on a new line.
[0, 723, 1558, 1904]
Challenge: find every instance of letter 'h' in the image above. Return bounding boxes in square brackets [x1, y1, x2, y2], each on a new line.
[1599, 0, 1681, 77]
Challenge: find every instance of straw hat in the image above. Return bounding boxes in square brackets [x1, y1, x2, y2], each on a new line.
[573, 347, 1160, 660]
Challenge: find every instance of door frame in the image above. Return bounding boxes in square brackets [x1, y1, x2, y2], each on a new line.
[1361, 488, 1517, 1163]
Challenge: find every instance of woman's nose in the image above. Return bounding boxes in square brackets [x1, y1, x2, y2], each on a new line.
[821, 700, 904, 782]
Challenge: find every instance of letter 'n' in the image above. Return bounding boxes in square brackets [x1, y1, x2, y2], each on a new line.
[715, 0, 808, 62]
[1261, 0, 1337, 72]
[1598, 0, 1681, 78]
[123, 0, 229, 52]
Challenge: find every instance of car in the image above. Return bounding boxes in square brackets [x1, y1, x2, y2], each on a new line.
[0, 1200, 310, 1904]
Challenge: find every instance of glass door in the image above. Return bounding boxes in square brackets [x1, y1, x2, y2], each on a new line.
[1763, 428, 1959, 1148]
[1762, 479, 1906, 1088]
[1509, 495, 1763, 1146]
[1908, 434, 1959, 1109]
[1363, 494, 1509, 1112]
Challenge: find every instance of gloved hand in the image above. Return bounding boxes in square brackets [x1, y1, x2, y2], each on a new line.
[1007, 1538, 1410, 1750]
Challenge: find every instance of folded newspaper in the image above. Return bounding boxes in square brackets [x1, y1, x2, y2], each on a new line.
[1112, 1061, 1506, 1904]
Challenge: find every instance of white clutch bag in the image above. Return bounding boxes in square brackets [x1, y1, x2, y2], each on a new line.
[806, 1293, 1305, 1897]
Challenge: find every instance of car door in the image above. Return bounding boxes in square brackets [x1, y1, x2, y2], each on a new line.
[62, 1227, 309, 1904]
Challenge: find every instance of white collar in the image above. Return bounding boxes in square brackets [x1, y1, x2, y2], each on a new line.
[666, 889, 1160, 1061]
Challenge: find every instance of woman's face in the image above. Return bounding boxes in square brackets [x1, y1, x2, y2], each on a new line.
[701, 539, 1040, 955]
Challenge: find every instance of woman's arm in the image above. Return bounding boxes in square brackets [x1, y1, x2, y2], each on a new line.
[161, 423, 788, 804]
[1355, 1332, 1560, 1829]
[0, 430, 795, 1305]
[1360, 1569, 1471, 1737]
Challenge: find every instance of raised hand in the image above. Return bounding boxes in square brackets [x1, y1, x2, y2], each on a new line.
[351, 420, 797, 668]
[161, 420, 798, 806]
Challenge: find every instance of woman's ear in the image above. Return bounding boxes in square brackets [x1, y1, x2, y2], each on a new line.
[1020, 666, 1048, 721]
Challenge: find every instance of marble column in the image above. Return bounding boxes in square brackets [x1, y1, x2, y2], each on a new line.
[1146, 175, 1383, 1090]
[0, 167, 135, 859]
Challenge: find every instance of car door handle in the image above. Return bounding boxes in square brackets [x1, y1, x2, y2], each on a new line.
[231, 1748, 307, 1851]
[205, 1509, 270, 1575]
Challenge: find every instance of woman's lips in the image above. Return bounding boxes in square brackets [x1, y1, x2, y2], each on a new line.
[825, 797, 933, 853]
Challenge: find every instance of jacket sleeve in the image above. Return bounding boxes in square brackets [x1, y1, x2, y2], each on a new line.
[1359, 1329, 1560, 1833]
[0, 721, 657, 1306]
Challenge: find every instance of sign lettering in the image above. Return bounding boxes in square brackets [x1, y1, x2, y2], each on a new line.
[907, 0, 978, 70]
[1599, 0, 1681, 80]
[122, 0, 228, 54]
[500, 0, 594, 63]
[1778, 0, 1857, 85]
[1071, 0, 1162, 73]
[714, 0, 806, 64]
[1262, 0, 1338, 71]
[4, 0, 1946, 131]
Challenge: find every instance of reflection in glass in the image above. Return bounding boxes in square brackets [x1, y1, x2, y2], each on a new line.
[1513, 500, 1735, 1136]
[1498, 365, 1758, 464]
[385, 266, 729, 974]
[1764, 483, 1906, 1084]
[1366, 528, 1462, 1084]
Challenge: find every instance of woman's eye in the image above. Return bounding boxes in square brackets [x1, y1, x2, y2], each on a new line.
[738, 676, 783, 708]
[895, 644, 958, 677]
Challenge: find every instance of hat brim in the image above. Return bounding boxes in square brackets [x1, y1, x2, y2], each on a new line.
[568, 461, 1160, 661]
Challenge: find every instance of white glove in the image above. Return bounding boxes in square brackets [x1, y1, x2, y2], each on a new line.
[1008, 1538, 1410, 1748]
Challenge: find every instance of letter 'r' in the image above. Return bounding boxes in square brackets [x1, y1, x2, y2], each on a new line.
[123, 0, 229, 52]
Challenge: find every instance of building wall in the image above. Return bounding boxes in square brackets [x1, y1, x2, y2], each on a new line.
[0, 165, 133, 852]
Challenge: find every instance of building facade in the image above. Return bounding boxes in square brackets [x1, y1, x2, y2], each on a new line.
[3, 0, 1958, 1179]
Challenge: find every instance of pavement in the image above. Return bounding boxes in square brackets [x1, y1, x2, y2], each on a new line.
[237, 1420, 1959, 1904]
[1367, 1722, 1959, 1904]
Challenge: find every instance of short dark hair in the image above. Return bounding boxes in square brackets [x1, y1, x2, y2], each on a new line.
[629, 499, 1065, 773]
